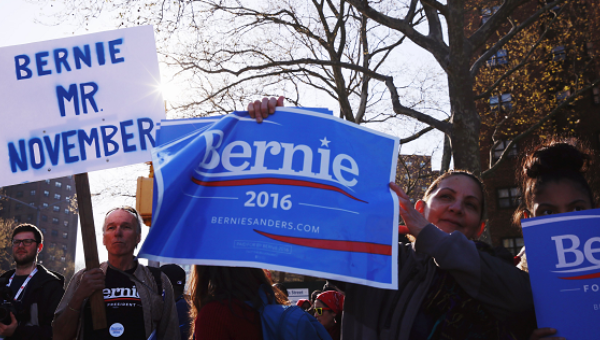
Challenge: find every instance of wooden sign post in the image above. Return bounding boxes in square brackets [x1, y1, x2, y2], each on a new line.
[75, 173, 107, 330]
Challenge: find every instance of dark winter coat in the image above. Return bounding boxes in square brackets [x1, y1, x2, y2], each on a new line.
[0, 265, 65, 340]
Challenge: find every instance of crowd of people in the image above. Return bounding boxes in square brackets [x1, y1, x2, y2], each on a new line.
[0, 97, 595, 340]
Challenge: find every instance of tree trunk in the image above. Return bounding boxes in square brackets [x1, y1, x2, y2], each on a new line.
[440, 134, 452, 173]
[446, 58, 481, 175]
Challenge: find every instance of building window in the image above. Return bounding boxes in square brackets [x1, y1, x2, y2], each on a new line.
[51, 230, 58, 237]
[42, 202, 48, 208]
[52, 218, 59, 224]
[41, 215, 48, 222]
[15, 204, 21, 211]
[53, 206, 60, 212]
[54, 194, 61, 200]
[490, 93, 512, 112]
[41, 228, 46, 234]
[593, 87, 600, 105]
[503, 237, 524, 256]
[43, 190, 49, 197]
[29, 202, 35, 207]
[64, 209, 69, 215]
[62, 244, 68, 251]
[497, 187, 521, 208]
[50, 243, 55, 249]
[45, 179, 50, 184]
[55, 182, 62, 188]
[50, 255, 55, 261]
[60, 256, 66, 263]
[487, 49, 508, 67]
[493, 140, 518, 161]
[63, 232, 68, 239]
[16, 191, 23, 197]
[481, 5, 500, 24]
[405, 161, 412, 166]
[29, 190, 35, 196]
[26, 214, 33, 221]
[14, 216, 21, 222]
[66, 185, 72, 191]
[63, 220, 69, 227]
[551, 46, 566, 61]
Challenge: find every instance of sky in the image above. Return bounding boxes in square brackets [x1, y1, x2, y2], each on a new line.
[0, 0, 448, 270]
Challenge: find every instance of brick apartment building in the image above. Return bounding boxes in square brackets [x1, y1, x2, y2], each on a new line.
[471, 0, 600, 254]
[0, 176, 79, 278]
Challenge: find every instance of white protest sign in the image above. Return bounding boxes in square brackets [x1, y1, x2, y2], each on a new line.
[0, 26, 164, 187]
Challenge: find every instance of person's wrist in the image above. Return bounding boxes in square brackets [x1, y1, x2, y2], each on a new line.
[407, 219, 429, 238]
[67, 304, 80, 313]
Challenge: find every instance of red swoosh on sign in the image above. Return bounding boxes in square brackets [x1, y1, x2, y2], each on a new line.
[558, 272, 600, 280]
[254, 230, 391, 256]
[191, 177, 367, 203]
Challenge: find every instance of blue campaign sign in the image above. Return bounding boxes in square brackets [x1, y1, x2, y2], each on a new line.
[521, 208, 600, 339]
[156, 118, 217, 145]
[139, 107, 400, 289]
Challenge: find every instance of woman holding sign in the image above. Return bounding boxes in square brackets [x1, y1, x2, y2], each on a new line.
[337, 171, 536, 340]
[514, 138, 596, 340]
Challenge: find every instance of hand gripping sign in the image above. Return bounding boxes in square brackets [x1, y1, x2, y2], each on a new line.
[522, 208, 600, 339]
[139, 107, 400, 289]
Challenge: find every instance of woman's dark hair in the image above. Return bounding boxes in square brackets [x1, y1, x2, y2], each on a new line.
[310, 289, 322, 305]
[422, 170, 486, 221]
[513, 138, 595, 225]
[272, 283, 288, 297]
[188, 265, 288, 337]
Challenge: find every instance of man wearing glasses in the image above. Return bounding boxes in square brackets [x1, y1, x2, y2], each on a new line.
[53, 206, 179, 340]
[0, 224, 65, 340]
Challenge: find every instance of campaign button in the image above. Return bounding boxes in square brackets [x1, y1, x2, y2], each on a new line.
[109, 323, 124, 337]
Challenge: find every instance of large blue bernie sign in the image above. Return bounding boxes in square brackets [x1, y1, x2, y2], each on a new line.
[522, 208, 600, 339]
[138, 107, 400, 288]
[0, 26, 164, 186]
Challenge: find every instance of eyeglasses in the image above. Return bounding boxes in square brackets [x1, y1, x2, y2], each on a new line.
[12, 239, 36, 246]
[313, 307, 331, 315]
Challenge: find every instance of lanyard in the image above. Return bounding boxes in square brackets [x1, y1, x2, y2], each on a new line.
[6, 267, 38, 301]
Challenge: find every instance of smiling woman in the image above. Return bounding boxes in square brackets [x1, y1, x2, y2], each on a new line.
[337, 170, 536, 340]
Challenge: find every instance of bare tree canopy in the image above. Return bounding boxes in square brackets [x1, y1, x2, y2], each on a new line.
[35, 0, 600, 176]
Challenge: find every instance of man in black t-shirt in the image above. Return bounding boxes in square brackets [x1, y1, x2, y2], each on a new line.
[53, 206, 179, 340]
[0, 224, 65, 340]
[80, 265, 147, 340]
